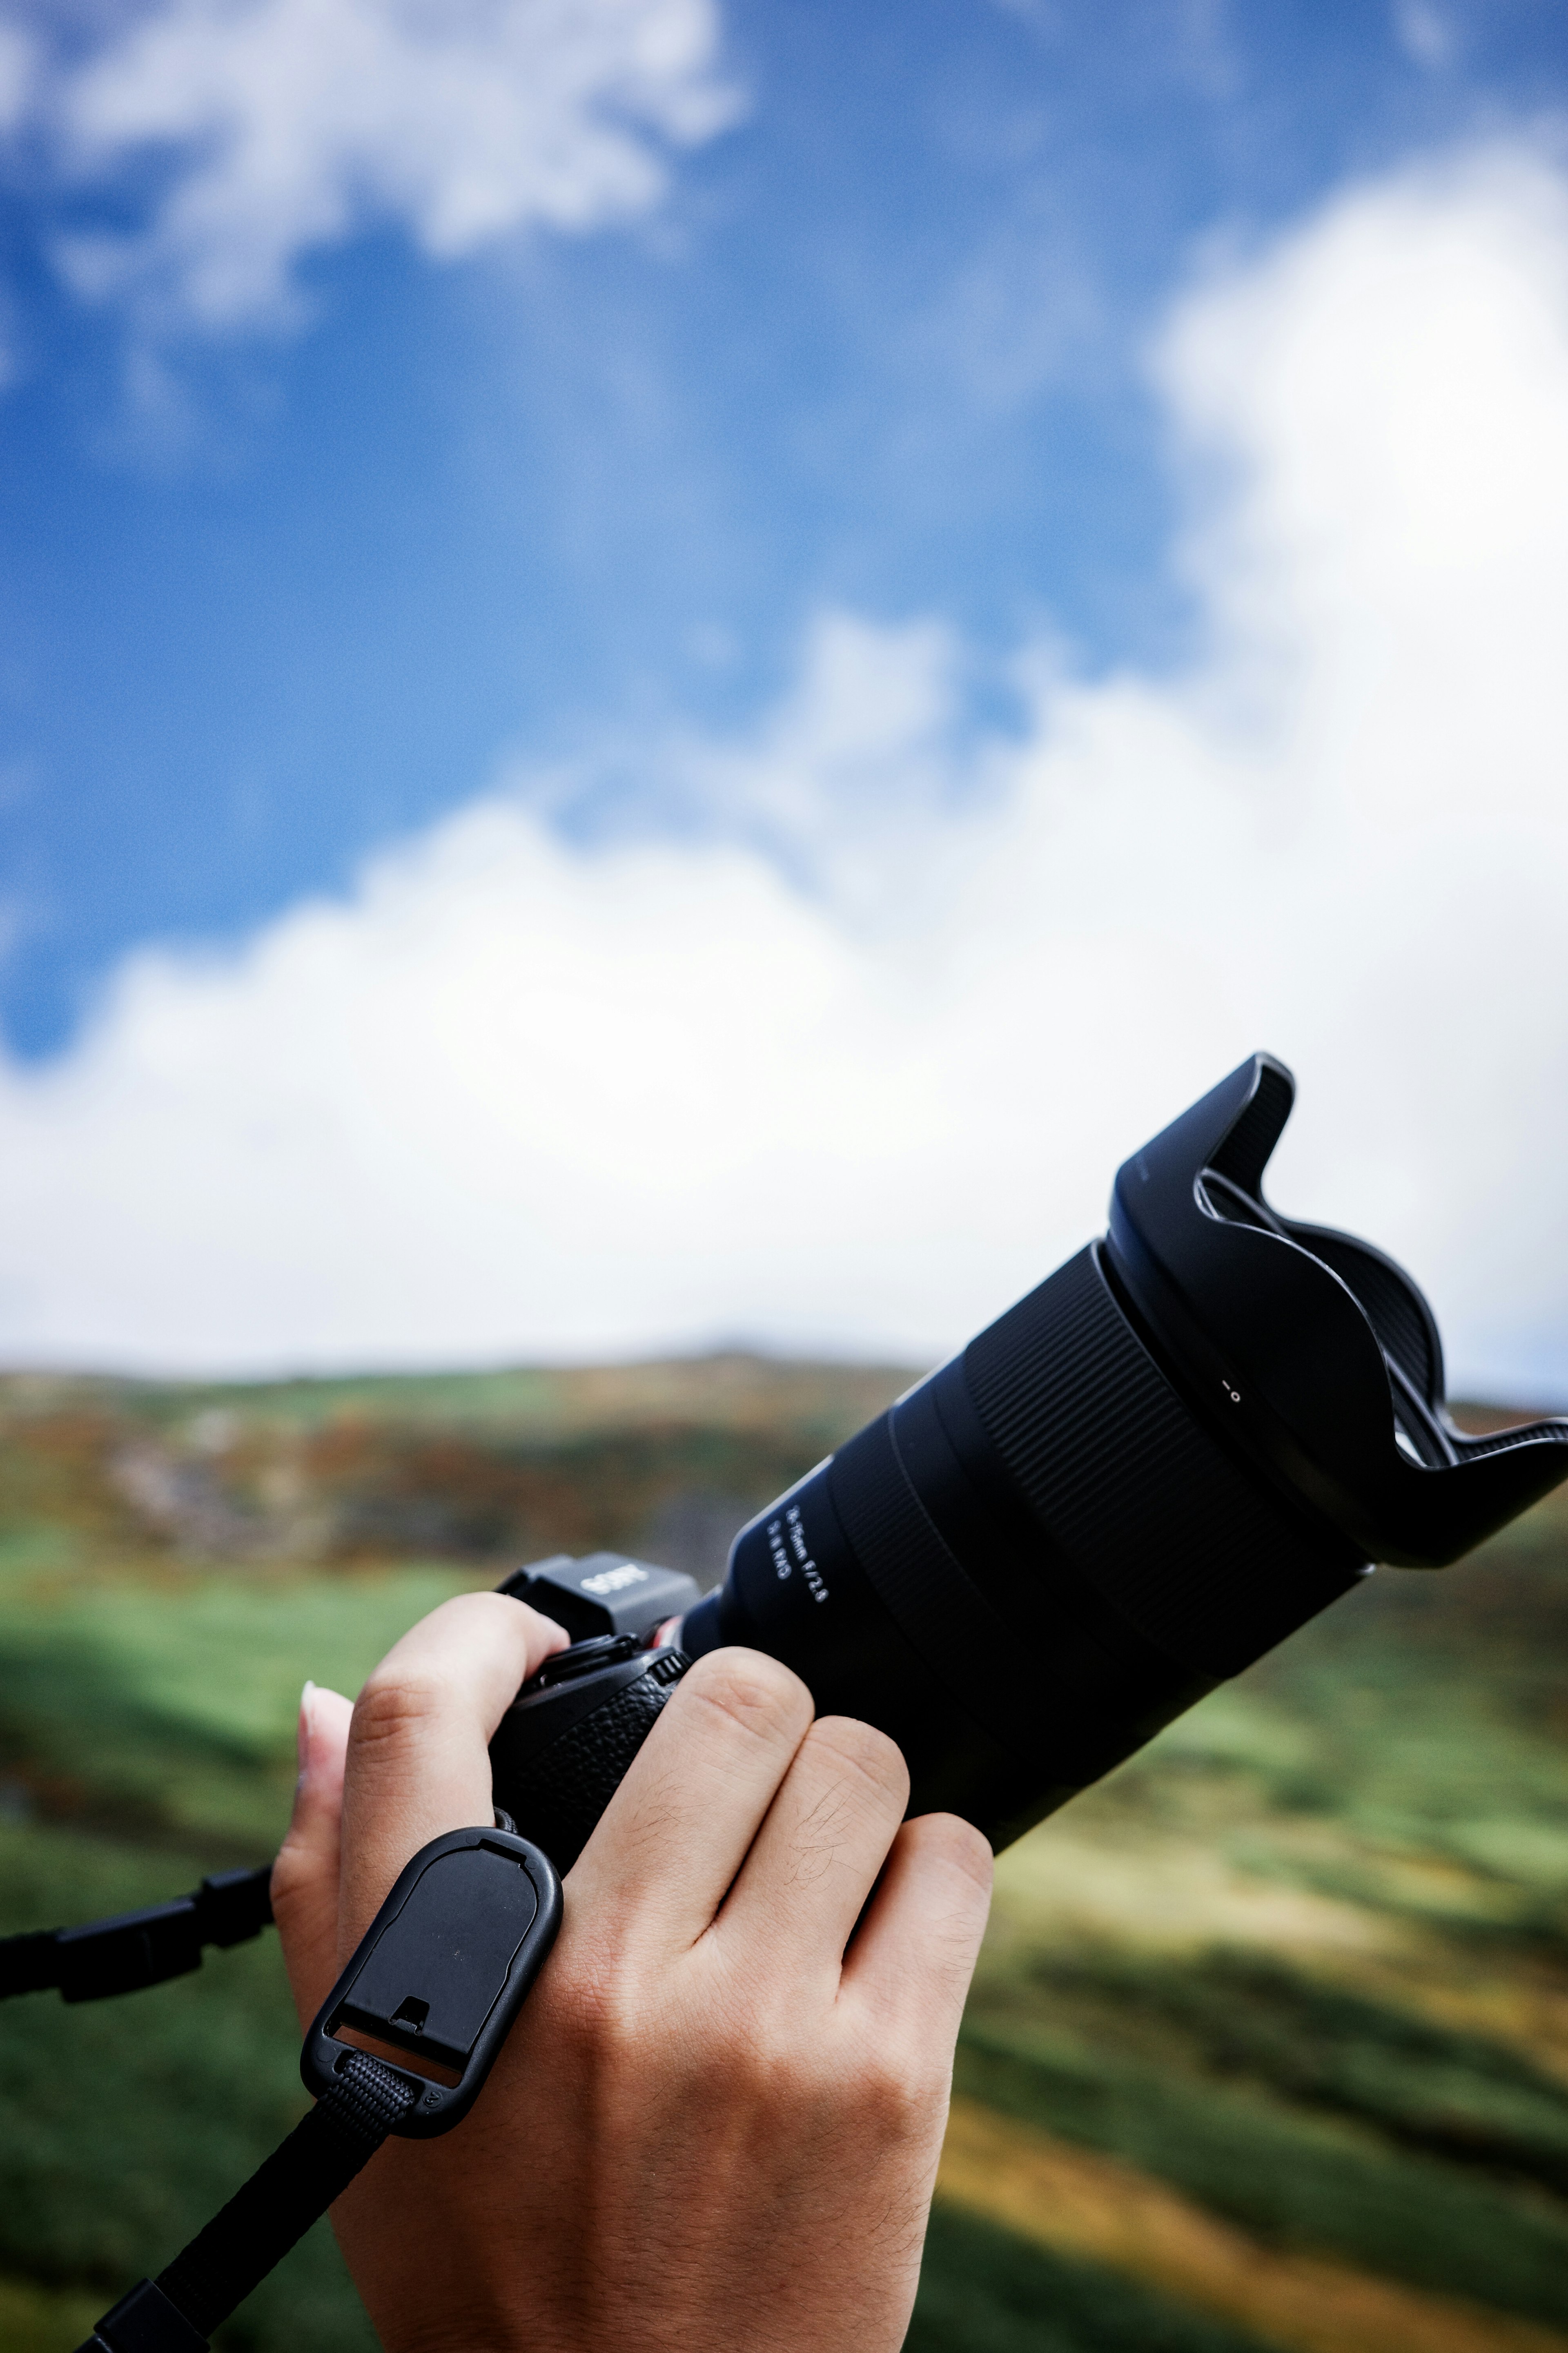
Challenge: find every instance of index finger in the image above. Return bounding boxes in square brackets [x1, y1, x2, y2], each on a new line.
[338, 1591, 567, 1958]
[566, 1646, 815, 1955]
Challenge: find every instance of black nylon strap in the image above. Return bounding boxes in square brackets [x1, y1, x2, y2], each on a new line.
[65, 1824, 555, 2351]
[78, 2052, 419, 2353]
[0, 1866, 274, 2004]
[0, 1926, 56, 1998]
[75, 2280, 207, 2353]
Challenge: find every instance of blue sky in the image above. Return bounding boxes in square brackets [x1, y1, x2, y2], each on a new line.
[3, 0, 1560, 1052]
[0, 0, 1566, 1383]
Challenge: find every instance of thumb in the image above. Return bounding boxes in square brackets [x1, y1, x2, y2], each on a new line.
[272, 1679, 354, 2029]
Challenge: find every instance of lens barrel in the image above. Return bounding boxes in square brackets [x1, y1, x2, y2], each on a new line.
[681, 1239, 1361, 1844]
[497, 1053, 1568, 1861]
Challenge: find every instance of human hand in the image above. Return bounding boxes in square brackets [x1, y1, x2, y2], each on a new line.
[271, 1592, 993, 2353]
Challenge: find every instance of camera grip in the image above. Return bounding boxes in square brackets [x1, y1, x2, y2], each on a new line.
[489, 1643, 693, 1874]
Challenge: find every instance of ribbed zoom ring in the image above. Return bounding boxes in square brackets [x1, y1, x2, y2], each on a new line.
[828, 1418, 1042, 1754]
[964, 1245, 1364, 1678]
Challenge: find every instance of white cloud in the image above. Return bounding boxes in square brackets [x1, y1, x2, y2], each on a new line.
[1392, 1, 1454, 71]
[0, 19, 35, 130]
[11, 0, 738, 329]
[0, 141, 1566, 1394]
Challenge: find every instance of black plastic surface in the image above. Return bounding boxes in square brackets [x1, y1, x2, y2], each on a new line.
[0, 1867, 275, 2007]
[302, 1826, 561, 2137]
[341, 1845, 539, 2068]
[1106, 1053, 1568, 1562]
[80, 2279, 209, 2353]
[496, 1553, 701, 1643]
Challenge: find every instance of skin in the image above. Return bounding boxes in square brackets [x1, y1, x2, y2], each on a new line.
[271, 1592, 994, 2353]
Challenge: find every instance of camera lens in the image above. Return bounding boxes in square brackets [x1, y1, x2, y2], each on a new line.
[679, 1053, 1568, 1847]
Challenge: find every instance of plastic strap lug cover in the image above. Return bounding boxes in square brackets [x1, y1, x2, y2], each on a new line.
[301, 1824, 562, 2137]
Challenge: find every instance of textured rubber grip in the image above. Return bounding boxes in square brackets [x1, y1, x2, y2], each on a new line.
[499, 1656, 689, 1873]
[965, 1245, 1361, 1677]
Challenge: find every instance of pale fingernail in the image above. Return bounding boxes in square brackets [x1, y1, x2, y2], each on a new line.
[297, 1679, 317, 1776]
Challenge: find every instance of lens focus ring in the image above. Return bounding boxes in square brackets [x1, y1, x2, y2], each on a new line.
[965, 1245, 1360, 1677]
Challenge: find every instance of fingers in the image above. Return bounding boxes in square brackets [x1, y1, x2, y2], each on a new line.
[566, 1647, 814, 1951]
[339, 1592, 567, 1958]
[715, 1714, 910, 1976]
[840, 1811, 993, 2049]
[272, 1680, 354, 2027]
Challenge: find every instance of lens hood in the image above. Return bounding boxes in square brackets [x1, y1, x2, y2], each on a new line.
[1106, 1053, 1568, 1566]
[495, 1053, 1568, 1869]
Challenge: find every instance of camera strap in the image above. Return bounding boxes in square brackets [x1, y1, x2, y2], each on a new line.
[78, 2049, 420, 2353]
[0, 1866, 274, 2005]
[70, 1824, 562, 2353]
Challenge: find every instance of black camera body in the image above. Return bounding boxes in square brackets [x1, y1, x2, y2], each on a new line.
[491, 1055, 1568, 1871]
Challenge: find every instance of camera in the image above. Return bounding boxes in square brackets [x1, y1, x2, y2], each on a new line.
[489, 1053, 1568, 1870]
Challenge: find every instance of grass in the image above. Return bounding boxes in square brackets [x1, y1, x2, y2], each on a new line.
[953, 2021, 1568, 2326]
[1006, 1947, 1568, 2189]
[0, 1363, 1565, 2349]
[0, 1821, 376, 2351]
[910, 2204, 1281, 2353]
[0, 1552, 472, 1851]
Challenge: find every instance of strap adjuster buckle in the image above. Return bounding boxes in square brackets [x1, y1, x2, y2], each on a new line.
[301, 1824, 561, 2137]
[56, 1899, 203, 2003]
[51, 1869, 274, 2003]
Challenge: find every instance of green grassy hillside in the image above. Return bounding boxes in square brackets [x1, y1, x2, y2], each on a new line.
[0, 1361, 1564, 2352]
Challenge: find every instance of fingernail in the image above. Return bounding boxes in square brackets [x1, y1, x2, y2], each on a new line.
[297, 1679, 317, 1778]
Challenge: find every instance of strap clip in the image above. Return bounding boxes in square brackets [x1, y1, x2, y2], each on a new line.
[76, 2275, 209, 2353]
[51, 1869, 274, 2004]
[301, 1825, 561, 2138]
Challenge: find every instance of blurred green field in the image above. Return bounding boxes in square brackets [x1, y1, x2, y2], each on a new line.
[1, 1363, 1566, 2352]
